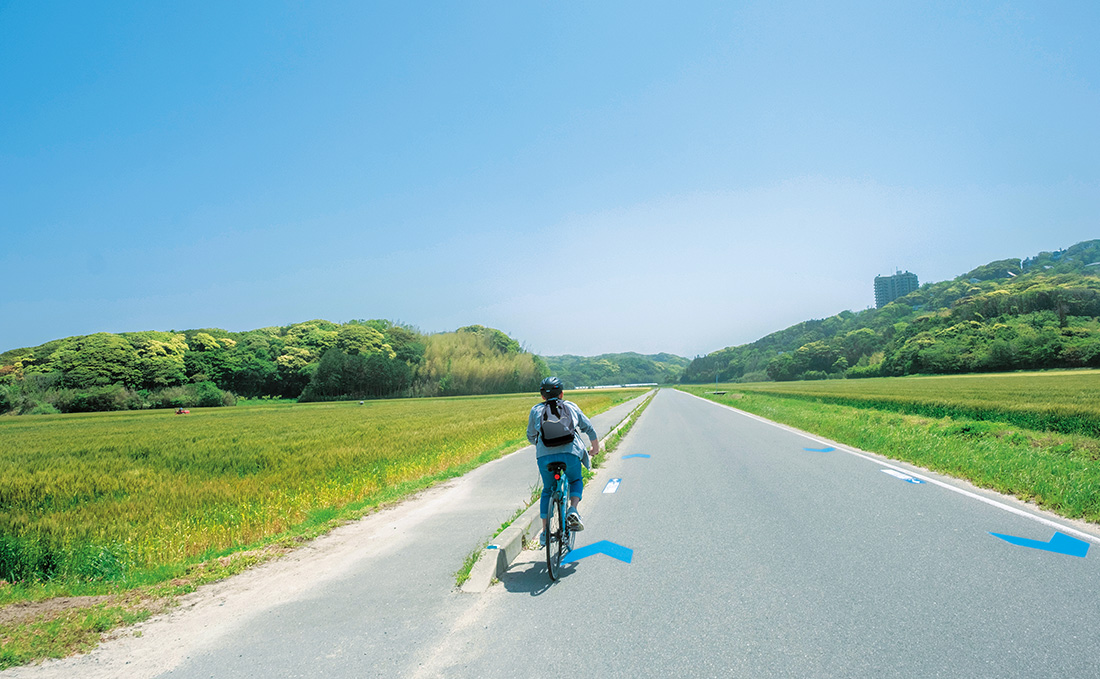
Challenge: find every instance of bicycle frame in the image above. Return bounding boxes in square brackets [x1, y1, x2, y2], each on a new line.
[546, 463, 574, 580]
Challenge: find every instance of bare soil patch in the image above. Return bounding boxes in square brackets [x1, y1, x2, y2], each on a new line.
[0, 596, 117, 627]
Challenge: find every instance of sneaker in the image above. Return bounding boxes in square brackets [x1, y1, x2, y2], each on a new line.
[538, 531, 547, 547]
[565, 508, 585, 532]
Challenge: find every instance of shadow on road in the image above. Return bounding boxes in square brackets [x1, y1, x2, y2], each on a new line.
[498, 551, 579, 596]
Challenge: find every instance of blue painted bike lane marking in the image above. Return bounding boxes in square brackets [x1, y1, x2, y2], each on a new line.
[574, 452, 639, 568]
[990, 531, 1090, 558]
[564, 540, 634, 564]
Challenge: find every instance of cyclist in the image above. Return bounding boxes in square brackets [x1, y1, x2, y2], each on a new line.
[527, 376, 600, 547]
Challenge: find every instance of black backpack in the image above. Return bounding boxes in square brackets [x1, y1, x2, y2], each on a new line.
[540, 399, 576, 447]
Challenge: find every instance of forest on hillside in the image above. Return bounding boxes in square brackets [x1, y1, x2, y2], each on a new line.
[682, 239, 1100, 383]
[0, 322, 548, 415]
[544, 352, 689, 388]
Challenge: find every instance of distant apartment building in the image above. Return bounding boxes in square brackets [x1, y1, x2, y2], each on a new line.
[874, 271, 919, 308]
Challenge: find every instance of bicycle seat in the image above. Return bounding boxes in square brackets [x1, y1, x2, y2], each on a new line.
[547, 461, 567, 473]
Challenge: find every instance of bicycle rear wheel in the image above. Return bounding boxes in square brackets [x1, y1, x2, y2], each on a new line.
[546, 491, 564, 580]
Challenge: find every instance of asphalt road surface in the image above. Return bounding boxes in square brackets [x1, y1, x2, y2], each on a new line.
[413, 389, 1100, 678]
[7, 389, 1098, 678]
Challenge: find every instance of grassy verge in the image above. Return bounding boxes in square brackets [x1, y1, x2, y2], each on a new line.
[0, 601, 151, 668]
[726, 370, 1100, 437]
[453, 547, 483, 589]
[679, 386, 1100, 524]
[0, 544, 282, 669]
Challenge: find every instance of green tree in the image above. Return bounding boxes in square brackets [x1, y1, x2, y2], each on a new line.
[766, 353, 797, 381]
[190, 332, 222, 352]
[125, 331, 188, 389]
[336, 325, 393, 357]
[221, 347, 278, 397]
[838, 328, 880, 366]
[275, 347, 314, 397]
[458, 325, 521, 354]
[793, 341, 841, 375]
[48, 334, 141, 388]
[284, 321, 338, 353]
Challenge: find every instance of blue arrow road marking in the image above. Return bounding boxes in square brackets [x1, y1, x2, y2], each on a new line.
[622, 454, 651, 459]
[803, 447, 835, 452]
[881, 469, 925, 484]
[990, 531, 1090, 558]
[564, 540, 633, 564]
[602, 479, 621, 494]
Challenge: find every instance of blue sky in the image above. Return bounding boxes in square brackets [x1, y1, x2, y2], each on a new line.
[2, 1, 1097, 357]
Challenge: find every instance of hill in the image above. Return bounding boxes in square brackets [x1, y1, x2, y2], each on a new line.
[0, 322, 548, 414]
[681, 239, 1100, 383]
[543, 352, 690, 388]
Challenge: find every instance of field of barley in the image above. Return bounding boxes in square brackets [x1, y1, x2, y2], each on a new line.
[0, 390, 640, 587]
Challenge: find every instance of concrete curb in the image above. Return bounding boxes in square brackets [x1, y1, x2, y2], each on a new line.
[459, 502, 542, 593]
[459, 390, 654, 593]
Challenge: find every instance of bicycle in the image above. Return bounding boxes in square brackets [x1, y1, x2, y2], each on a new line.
[545, 461, 575, 580]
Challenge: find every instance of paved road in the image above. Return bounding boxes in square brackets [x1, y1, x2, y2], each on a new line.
[413, 389, 1100, 678]
[9, 388, 1099, 678]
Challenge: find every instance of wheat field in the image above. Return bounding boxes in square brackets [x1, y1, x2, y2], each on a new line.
[0, 390, 638, 584]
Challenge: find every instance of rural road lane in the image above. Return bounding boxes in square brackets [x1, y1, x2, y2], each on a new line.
[7, 388, 1100, 678]
[405, 389, 1100, 678]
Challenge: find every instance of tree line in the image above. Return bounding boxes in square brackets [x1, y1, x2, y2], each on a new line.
[544, 352, 690, 388]
[0, 321, 548, 414]
[681, 239, 1100, 383]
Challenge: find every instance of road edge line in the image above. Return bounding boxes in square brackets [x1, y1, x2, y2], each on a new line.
[681, 389, 1100, 546]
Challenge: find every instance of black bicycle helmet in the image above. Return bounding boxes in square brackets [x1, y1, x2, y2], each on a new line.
[540, 376, 564, 399]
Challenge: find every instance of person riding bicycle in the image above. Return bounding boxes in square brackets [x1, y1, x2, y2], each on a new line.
[527, 376, 600, 547]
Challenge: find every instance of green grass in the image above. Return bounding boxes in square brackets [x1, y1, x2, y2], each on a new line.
[453, 503, 532, 588]
[0, 601, 152, 669]
[0, 541, 289, 670]
[718, 369, 1100, 436]
[235, 396, 298, 407]
[453, 546, 483, 588]
[680, 373, 1100, 524]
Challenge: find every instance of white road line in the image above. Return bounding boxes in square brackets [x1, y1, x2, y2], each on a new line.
[882, 469, 924, 483]
[684, 390, 1100, 546]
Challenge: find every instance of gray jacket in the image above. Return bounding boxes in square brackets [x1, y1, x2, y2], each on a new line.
[527, 399, 598, 466]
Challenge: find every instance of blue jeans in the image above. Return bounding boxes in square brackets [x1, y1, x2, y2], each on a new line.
[538, 453, 583, 519]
